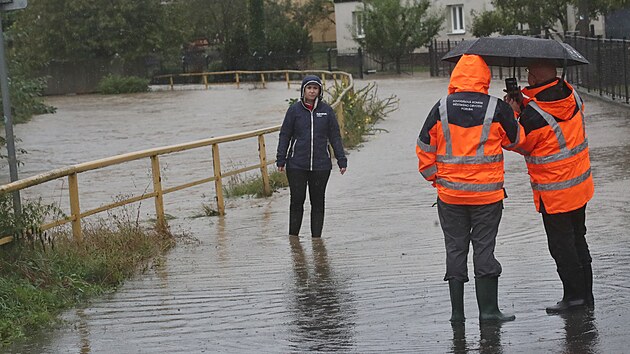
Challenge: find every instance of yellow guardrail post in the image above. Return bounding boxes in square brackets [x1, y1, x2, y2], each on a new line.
[258, 135, 271, 197]
[212, 144, 225, 215]
[169, 76, 174, 91]
[0, 234, 12, 246]
[203, 75, 209, 90]
[335, 100, 345, 137]
[150, 155, 166, 227]
[286, 72, 290, 89]
[260, 73, 266, 88]
[68, 173, 83, 242]
[235, 73, 240, 89]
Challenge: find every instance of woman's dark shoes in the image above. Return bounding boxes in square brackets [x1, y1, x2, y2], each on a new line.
[545, 299, 587, 314]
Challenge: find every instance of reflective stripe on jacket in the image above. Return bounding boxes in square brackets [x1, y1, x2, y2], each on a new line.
[416, 54, 524, 205]
[517, 79, 594, 214]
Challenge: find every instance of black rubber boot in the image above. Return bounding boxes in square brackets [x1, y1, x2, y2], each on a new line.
[448, 279, 465, 322]
[583, 264, 594, 308]
[546, 267, 587, 314]
[475, 277, 516, 322]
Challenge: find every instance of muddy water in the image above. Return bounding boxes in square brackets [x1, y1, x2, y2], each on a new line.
[4, 77, 630, 353]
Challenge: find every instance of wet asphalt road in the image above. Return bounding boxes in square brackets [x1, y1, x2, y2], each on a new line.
[3, 77, 630, 353]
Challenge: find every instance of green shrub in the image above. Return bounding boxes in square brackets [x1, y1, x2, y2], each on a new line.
[330, 82, 399, 148]
[0, 201, 175, 347]
[97, 75, 150, 94]
[224, 170, 288, 199]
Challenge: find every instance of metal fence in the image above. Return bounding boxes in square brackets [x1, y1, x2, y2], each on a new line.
[565, 35, 630, 104]
[429, 36, 630, 104]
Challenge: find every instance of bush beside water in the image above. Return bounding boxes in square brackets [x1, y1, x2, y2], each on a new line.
[97, 75, 150, 94]
[0, 194, 175, 347]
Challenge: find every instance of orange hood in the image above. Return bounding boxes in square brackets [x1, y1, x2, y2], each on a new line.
[448, 54, 490, 95]
[522, 79, 577, 121]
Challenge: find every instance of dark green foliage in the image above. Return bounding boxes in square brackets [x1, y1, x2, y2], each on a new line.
[358, 0, 443, 74]
[11, 0, 177, 71]
[224, 170, 289, 198]
[470, 0, 624, 38]
[248, 0, 267, 68]
[97, 75, 150, 94]
[0, 198, 175, 347]
[0, 193, 64, 245]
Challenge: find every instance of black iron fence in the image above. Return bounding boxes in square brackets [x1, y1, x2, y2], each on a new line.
[429, 36, 630, 105]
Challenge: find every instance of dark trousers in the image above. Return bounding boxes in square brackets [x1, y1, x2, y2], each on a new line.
[437, 198, 504, 283]
[286, 168, 331, 237]
[542, 204, 592, 300]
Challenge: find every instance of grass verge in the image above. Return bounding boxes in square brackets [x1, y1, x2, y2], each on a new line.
[0, 208, 175, 347]
[224, 170, 289, 199]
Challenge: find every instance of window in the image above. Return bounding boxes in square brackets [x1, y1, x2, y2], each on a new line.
[450, 5, 465, 34]
[352, 11, 365, 38]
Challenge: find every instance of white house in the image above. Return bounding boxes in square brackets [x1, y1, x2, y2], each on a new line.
[333, 0, 605, 53]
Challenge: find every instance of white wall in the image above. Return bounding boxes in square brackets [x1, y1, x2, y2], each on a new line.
[432, 0, 492, 41]
[334, 1, 364, 53]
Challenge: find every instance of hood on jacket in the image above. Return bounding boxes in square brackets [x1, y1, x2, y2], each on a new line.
[522, 78, 578, 121]
[300, 75, 324, 102]
[447, 54, 490, 95]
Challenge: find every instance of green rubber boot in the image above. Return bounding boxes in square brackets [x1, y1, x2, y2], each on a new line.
[449, 279, 465, 322]
[475, 277, 516, 322]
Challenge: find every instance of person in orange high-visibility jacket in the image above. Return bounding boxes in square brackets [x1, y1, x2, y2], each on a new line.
[505, 59, 594, 314]
[416, 54, 524, 323]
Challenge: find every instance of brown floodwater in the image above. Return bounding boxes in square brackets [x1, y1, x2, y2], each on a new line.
[3, 77, 630, 353]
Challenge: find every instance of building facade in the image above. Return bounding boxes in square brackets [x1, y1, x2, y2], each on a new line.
[333, 0, 607, 53]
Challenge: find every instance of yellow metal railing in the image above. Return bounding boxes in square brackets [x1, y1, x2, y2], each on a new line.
[0, 70, 354, 246]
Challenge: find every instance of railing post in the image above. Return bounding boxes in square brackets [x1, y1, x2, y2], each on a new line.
[260, 73, 266, 88]
[286, 71, 290, 89]
[335, 100, 345, 137]
[624, 38, 628, 104]
[203, 74, 209, 90]
[150, 155, 166, 228]
[327, 48, 332, 71]
[169, 76, 174, 91]
[258, 135, 271, 197]
[68, 173, 83, 242]
[597, 36, 602, 96]
[212, 143, 225, 215]
[235, 73, 240, 89]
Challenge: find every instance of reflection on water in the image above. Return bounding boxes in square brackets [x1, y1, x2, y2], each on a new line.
[479, 322, 503, 354]
[450, 322, 504, 354]
[450, 323, 468, 353]
[288, 236, 355, 351]
[560, 310, 599, 354]
[76, 308, 91, 354]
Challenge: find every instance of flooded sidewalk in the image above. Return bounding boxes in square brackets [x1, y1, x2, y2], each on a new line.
[5, 77, 630, 353]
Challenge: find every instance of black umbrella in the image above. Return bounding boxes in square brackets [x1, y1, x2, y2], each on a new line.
[441, 35, 589, 67]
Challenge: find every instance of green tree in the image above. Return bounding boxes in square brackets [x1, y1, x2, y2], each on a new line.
[11, 0, 180, 72]
[169, 0, 250, 70]
[471, 0, 627, 38]
[248, 0, 267, 69]
[264, 1, 312, 69]
[356, 0, 443, 74]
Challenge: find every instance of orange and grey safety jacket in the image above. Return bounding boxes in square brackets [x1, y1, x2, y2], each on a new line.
[516, 78, 594, 214]
[416, 54, 524, 205]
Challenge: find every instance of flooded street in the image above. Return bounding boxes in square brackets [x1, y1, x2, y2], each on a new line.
[3, 77, 630, 353]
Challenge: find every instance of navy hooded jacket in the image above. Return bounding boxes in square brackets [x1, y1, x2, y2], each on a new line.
[276, 75, 347, 171]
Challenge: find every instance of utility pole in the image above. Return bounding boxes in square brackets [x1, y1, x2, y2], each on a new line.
[0, 0, 28, 215]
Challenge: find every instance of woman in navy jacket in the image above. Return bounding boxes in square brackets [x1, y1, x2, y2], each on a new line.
[276, 75, 347, 237]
